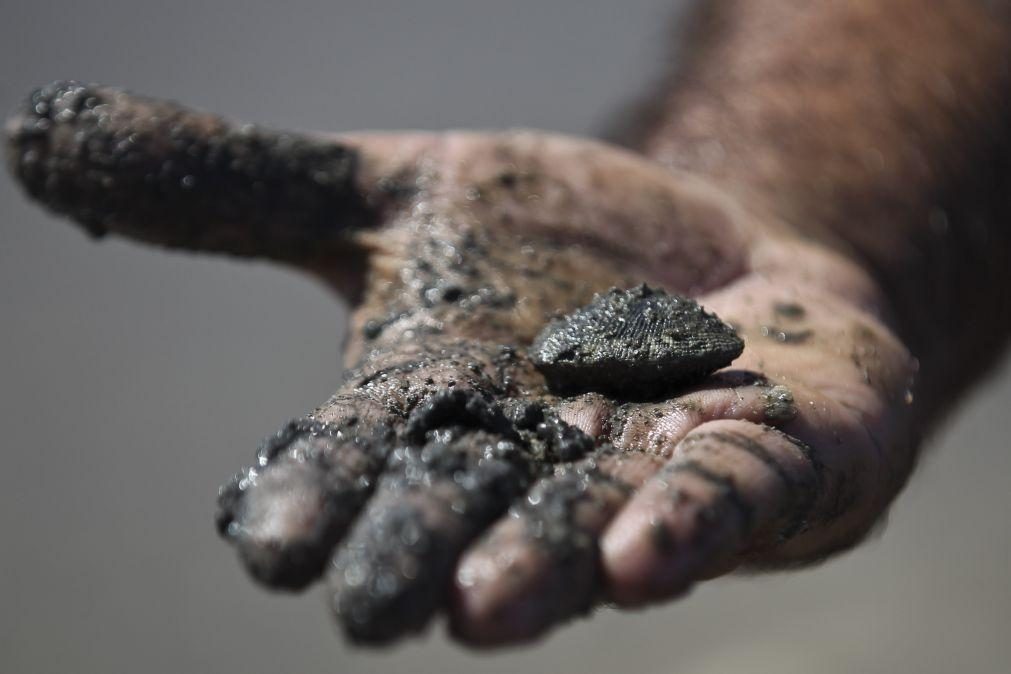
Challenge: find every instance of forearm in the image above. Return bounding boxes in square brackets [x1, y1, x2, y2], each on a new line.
[628, 0, 1011, 427]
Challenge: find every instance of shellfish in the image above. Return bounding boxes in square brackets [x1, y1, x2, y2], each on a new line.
[531, 285, 744, 399]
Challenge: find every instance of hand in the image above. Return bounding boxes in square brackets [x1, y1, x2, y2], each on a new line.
[6, 82, 918, 647]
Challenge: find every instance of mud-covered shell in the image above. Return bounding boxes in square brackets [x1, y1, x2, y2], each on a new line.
[531, 285, 743, 399]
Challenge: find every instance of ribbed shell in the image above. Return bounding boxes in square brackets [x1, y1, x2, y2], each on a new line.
[531, 285, 743, 399]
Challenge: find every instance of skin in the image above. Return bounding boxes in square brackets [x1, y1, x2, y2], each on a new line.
[5, 0, 1010, 649]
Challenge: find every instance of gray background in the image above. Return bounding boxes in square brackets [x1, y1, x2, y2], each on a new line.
[1, 1, 1008, 672]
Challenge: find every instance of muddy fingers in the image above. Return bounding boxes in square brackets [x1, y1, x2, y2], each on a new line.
[601, 419, 823, 606]
[216, 417, 395, 590]
[216, 346, 534, 592]
[447, 404, 809, 646]
[450, 447, 662, 646]
[329, 429, 535, 643]
[325, 386, 607, 643]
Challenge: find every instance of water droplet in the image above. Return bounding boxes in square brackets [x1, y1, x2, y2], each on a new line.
[344, 564, 366, 587]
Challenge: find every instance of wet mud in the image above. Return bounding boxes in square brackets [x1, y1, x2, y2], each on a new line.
[6, 81, 371, 258]
[330, 429, 533, 643]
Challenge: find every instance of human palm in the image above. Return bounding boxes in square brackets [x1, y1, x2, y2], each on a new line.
[7, 82, 917, 647]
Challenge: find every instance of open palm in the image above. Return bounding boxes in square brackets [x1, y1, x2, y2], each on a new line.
[7, 82, 917, 647]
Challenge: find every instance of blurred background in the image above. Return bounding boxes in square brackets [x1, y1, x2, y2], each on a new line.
[2, 1, 1009, 672]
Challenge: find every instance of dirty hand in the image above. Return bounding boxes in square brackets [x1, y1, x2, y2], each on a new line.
[6, 82, 918, 646]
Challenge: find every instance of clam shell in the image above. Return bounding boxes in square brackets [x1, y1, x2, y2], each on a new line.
[530, 285, 743, 399]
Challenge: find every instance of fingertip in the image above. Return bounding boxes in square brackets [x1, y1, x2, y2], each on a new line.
[226, 460, 336, 590]
[600, 506, 691, 606]
[600, 465, 745, 605]
[450, 538, 546, 647]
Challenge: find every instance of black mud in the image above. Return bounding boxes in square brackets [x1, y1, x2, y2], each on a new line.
[503, 400, 595, 463]
[404, 388, 518, 444]
[6, 81, 371, 258]
[329, 429, 534, 643]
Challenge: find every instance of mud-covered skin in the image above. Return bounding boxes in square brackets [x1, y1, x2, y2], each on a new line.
[215, 418, 395, 589]
[452, 446, 646, 645]
[531, 284, 744, 398]
[6, 83, 919, 647]
[331, 429, 535, 642]
[5, 81, 371, 260]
